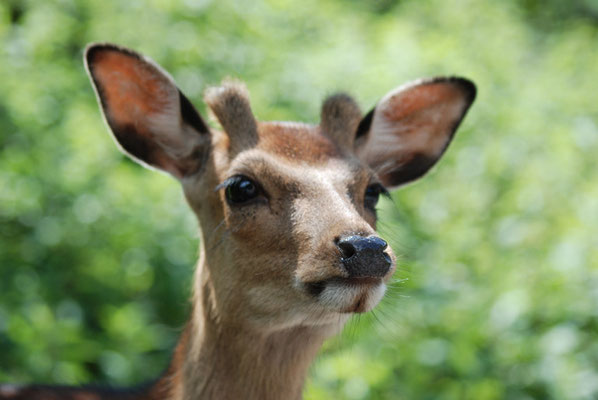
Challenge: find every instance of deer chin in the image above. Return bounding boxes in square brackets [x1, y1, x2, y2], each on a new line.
[307, 277, 387, 314]
[244, 277, 387, 332]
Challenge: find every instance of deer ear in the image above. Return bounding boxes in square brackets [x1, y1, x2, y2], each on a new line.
[84, 43, 210, 179]
[355, 77, 476, 188]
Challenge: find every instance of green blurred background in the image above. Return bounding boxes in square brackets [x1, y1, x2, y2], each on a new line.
[1, 0, 597, 399]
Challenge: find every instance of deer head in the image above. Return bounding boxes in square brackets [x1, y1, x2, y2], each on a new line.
[84, 43, 475, 336]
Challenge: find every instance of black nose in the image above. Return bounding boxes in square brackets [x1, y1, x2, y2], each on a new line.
[337, 235, 392, 278]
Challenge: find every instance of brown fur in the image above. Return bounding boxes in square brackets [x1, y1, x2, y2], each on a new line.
[258, 122, 341, 163]
[0, 44, 475, 400]
[320, 94, 363, 149]
[204, 81, 258, 155]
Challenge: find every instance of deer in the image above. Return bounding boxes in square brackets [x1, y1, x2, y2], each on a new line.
[0, 43, 475, 400]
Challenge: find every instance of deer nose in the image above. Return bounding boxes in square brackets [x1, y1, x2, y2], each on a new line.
[336, 235, 392, 278]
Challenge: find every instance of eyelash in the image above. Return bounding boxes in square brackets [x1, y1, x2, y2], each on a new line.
[217, 175, 264, 206]
[364, 183, 390, 211]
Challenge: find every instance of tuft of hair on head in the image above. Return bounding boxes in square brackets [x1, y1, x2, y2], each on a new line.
[320, 93, 362, 149]
[204, 79, 258, 153]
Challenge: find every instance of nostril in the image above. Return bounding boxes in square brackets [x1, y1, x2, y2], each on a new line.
[337, 240, 356, 259]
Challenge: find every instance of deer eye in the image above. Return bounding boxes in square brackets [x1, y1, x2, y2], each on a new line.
[221, 175, 261, 205]
[364, 183, 388, 211]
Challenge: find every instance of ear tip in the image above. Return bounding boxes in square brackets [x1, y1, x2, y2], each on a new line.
[84, 42, 114, 63]
[84, 42, 142, 67]
[446, 76, 477, 104]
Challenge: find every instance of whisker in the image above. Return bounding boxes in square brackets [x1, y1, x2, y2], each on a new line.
[210, 218, 226, 235]
[369, 309, 386, 330]
[373, 159, 403, 177]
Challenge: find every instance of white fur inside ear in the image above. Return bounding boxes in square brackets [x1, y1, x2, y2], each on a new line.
[87, 46, 210, 179]
[135, 60, 206, 161]
[357, 78, 472, 184]
[364, 98, 465, 162]
[147, 98, 205, 161]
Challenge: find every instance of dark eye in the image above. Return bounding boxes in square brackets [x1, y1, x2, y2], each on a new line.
[364, 183, 388, 210]
[223, 175, 261, 205]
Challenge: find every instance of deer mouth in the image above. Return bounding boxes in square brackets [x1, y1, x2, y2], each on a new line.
[304, 276, 386, 313]
[305, 277, 381, 296]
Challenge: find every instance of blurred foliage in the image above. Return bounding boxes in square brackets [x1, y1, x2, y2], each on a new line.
[1, 0, 597, 399]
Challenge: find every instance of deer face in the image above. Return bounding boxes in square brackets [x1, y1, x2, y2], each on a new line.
[184, 120, 394, 330]
[85, 44, 475, 332]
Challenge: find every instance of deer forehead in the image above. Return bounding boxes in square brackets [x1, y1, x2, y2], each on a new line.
[212, 118, 371, 195]
[227, 147, 369, 200]
[256, 121, 341, 163]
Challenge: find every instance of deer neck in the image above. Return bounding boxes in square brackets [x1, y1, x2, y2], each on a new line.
[159, 258, 338, 400]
